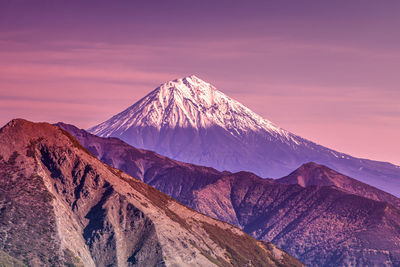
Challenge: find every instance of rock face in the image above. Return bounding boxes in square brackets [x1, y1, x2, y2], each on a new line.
[60, 122, 400, 266]
[88, 75, 400, 197]
[0, 119, 303, 267]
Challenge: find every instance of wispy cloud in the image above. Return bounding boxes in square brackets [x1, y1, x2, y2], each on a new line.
[1, 10, 399, 164]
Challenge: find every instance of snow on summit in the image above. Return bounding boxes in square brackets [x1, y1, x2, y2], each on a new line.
[90, 75, 290, 139]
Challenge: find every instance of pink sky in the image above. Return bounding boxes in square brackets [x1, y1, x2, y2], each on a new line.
[0, 1, 399, 165]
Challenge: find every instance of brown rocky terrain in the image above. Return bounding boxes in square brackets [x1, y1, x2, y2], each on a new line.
[58, 122, 400, 266]
[0, 119, 303, 267]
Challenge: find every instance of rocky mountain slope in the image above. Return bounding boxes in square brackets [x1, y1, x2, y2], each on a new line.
[0, 119, 303, 267]
[88, 75, 400, 197]
[60, 122, 400, 266]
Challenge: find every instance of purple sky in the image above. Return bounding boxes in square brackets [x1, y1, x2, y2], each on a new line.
[1, 0, 399, 165]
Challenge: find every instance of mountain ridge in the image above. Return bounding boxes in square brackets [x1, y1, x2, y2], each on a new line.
[276, 162, 400, 206]
[62, 122, 400, 207]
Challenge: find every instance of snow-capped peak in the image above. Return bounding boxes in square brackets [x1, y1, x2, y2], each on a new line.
[89, 75, 298, 142]
[157, 75, 218, 109]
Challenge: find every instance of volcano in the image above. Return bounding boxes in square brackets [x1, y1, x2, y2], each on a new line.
[89, 75, 400, 196]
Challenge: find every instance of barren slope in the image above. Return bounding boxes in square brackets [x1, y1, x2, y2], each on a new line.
[0, 119, 302, 267]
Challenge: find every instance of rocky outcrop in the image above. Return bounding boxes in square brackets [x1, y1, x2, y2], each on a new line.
[0, 119, 303, 267]
[59, 122, 400, 266]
